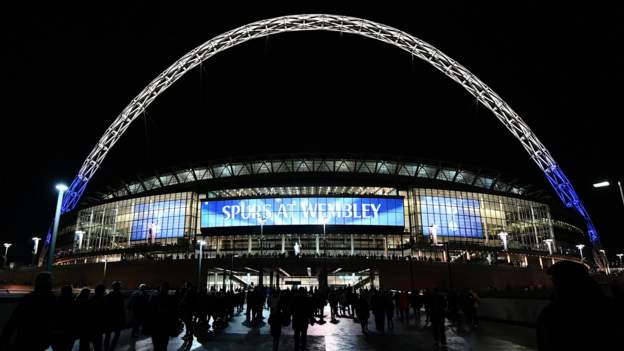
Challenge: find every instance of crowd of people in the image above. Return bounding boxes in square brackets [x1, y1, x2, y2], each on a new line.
[0, 271, 481, 351]
[3, 260, 619, 351]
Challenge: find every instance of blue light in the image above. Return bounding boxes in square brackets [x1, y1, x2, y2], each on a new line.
[419, 196, 483, 238]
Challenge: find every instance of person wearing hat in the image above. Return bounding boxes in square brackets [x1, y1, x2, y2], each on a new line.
[536, 260, 615, 350]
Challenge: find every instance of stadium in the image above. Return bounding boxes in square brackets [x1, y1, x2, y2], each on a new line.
[47, 155, 587, 290]
[7, 14, 600, 290]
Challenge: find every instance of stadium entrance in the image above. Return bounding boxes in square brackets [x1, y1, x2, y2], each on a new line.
[204, 266, 379, 292]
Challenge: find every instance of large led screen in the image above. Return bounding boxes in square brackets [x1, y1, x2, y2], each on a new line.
[419, 196, 483, 238]
[130, 200, 186, 241]
[201, 197, 404, 228]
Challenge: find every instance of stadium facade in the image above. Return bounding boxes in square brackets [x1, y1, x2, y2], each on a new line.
[46, 156, 587, 289]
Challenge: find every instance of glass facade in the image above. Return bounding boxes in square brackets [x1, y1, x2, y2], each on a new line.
[409, 188, 552, 249]
[72, 192, 198, 251]
[60, 186, 554, 259]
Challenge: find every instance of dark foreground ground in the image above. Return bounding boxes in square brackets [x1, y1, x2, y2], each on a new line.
[44, 306, 536, 351]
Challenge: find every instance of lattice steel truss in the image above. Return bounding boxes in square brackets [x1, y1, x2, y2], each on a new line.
[49, 14, 605, 267]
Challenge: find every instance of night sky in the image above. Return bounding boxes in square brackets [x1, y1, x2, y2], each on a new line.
[2, 2, 622, 264]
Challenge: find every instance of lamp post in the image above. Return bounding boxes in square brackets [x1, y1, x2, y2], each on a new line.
[544, 239, 553, 255]
[230, 254, 238, 291]
[576, 244, 585, 260]
[599, 249, 610, 275]
[3, 243, 12, 268]
[258, 218, 266, 257]
[321, 215, 329, 256]
[617, 253, 624, 266]
[498, 232, 509, 251]
[32, 237, 41, 267]
[592, 180, 624, 208]
[197, 240, 207, 288]
[48, 183, 68, 271]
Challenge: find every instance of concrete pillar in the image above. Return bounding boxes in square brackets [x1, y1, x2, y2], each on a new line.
[281, 235, 285, 254]
[384, 237, 388, 258]
[350, 234, 354, 256]
[315, 235, 320, 255]
[248, 236, 252, 254]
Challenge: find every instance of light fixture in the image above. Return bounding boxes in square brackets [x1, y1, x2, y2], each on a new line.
[592, 181, 610, 188]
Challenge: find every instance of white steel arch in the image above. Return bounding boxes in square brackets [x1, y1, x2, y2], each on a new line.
[55, 14, 604, 265]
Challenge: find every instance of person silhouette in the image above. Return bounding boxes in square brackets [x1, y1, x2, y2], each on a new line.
[536, 260, 615, 350]
[289, 287, 314, 351]
[87, 284, 108, 351]
[0, 272, 57, 350]
[104, 281, 125, 351]
[52, 285, 77, 351]
[75, 288, 92, 351]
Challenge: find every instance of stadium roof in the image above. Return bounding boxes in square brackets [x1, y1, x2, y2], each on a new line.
[86, 156, 548, 204]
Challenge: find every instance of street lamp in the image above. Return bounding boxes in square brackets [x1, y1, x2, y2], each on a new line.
[599, 249, 610, 274]
[3, 243, 12, 268]
[576, 244, 585, 260]
[321, 215, 329, 256]
[48, 183, 68, 271]
[258, 217, 266, 257]
[498, 232, 509, 251]
[32, 237, 41, 266]
[593, 178, 624, 212]
[197, 240, 207, 287]
[230, 254, 239, 291]
[544, 239, 554, 255]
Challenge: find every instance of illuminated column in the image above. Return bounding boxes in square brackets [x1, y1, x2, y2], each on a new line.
[523, 255, 528, 267]
[247, 236, 252, 254]
[75, 231, 84, 251]
[576, 244, 585, 260]
[539, 256, 544, 269]
[350, 234, 354, 256]
[383, 237, 388, 258]
[599, 249, 610, 275]
[544, 239, 553, 255]
[530, 206, 540, 248]
[87, 209, 94, 250]
[430, 224, 439, 245]
[315, 235, 320, 255]
[281, 235, 285, 254]
[498, 232, 509, 251]
[479, 197, 488, 244]
[617, 253, 623, 265]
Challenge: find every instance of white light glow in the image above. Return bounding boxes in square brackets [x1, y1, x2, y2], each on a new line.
[592, 181, 610, 188]
[55, 184, 68, 192]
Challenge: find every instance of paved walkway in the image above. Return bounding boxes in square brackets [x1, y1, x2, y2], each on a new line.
[62, 307, 537, 351]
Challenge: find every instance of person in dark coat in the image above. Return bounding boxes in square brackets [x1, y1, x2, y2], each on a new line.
[75, 288, 92, 351]
[179, 283, 198, 341]
[289, 287, 314, 351]
[104, 281, 125, 351]
[536, 261, 616, 350]
[0, 272, 57, 351]
[51, 285, 76, 351]
[430, 288, 447, 350]
[371, 290, 385, 334]
[127, 283, 149, 338]
[144, 282, 179, 351]
[268, 288, 284, 351]
[384, 290, 395, 330]
[356, 293, 370, 334]
[88, 284, 108, 351]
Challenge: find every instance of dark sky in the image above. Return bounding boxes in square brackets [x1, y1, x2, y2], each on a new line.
[2, 2, 622, 263]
